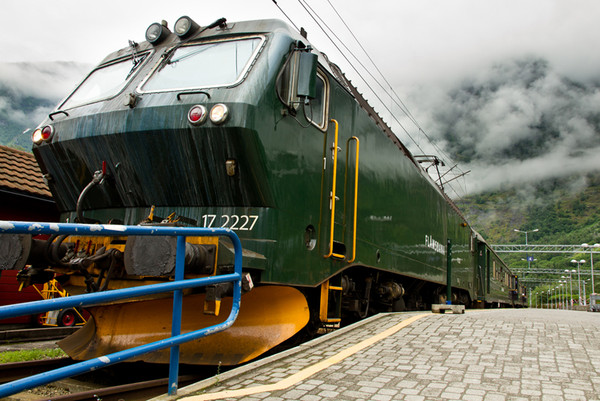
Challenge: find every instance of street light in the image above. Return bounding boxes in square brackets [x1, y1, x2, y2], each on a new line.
[563, 270, 576, 309]
[558, 282, 566, 309]
[582, 243, 600, 297]
[571, 259, 586, 306]
[515, 228, 539, 270]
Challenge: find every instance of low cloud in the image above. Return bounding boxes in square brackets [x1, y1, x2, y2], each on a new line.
[400, 56, 600, 195]
[0, 62, 90, 148]
[0, 62, 89, 100]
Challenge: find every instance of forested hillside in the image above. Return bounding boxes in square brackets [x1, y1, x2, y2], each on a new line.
[458, 173, 600, 246]
[457, 173, 600, 298]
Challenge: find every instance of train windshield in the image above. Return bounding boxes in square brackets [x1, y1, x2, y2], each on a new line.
[61, 55, 148, 110]
[141, 37, 263, 92]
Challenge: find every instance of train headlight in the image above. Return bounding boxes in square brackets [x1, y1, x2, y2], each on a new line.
[174, 16, 200, 39]
[188, 105, 207, 125]
[145, 21, 171, 44]
[32, 125, 54, 144]
[210, 104, 229, 124]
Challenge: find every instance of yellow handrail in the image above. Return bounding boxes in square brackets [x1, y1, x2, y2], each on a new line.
[324, 119, 340, 259]
[346, 136, 360, 262]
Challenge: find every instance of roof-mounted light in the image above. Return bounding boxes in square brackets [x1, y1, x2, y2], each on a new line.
[145, 21, 171, 45]
[32, 125, 54, 145]
[174, 16, 200, 39]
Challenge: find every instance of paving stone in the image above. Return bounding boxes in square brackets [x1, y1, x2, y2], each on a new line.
[158, 310, 600, 401]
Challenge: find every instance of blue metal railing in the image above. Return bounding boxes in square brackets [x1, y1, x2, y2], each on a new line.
[0, 221, 243, 398]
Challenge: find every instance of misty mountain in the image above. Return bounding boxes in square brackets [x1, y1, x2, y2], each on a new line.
[406, 56, 600, 195]
[0, 62, 89, 149]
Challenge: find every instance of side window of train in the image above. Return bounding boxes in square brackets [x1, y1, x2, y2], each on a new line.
[305, 72, 328, 129]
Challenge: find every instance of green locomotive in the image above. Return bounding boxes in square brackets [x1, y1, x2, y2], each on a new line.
[2, 16, 525, 365]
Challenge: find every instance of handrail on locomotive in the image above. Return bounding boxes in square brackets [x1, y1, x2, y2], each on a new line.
[0, 221, 243, 398]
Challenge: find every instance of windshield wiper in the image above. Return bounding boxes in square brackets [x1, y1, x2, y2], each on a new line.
[159, 17, 228, 68]
[168, 44, 215, 65]
[126, 40, 143, 79]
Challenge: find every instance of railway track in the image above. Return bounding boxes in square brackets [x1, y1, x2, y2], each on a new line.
[0, 326, 79, 344]
[1, 357, 217, 401]
[26, 374, 201, 401]
[0, 358, 72, 384]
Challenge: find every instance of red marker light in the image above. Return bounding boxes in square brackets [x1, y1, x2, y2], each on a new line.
[41, 126, 53, 140]
[187, 105, 207, 126]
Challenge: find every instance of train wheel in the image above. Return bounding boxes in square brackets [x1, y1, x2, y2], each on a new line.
[57, 309, 76, 327]
[35, 313, 46, 327]
[392, 297, 406, 312]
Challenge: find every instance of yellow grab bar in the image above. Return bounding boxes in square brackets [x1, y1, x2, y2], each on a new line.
[346, 136, 360, 262]
[324, 119, 340, 259]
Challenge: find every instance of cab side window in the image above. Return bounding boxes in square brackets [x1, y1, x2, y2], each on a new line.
[306, 73, 327, 129]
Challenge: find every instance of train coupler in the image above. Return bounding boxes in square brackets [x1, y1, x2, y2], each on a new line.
[203, 272, 254, 316]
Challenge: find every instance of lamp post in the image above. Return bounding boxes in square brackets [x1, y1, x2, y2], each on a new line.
[582, 243, 599, 297]
[556, 286, 560, 309]
[564, 271, 576, 309]
[559, 281, 566, 309]
[571, 259, 586, 306]
[515, 228, 539, 270]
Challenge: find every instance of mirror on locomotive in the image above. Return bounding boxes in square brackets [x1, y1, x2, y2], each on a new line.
[297, 51, 317, 98]
[276, 45, 328, 130]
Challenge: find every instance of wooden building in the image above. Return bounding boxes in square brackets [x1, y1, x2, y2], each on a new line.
[0, 145, 59, 325]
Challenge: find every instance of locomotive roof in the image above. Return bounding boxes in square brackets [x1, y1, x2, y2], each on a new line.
[99, 18, 331, 74]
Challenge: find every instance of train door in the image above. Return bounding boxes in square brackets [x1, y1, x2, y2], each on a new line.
[486, 247, 491, 295]
[475, 242, 486, 301]
[321, 118, 360, 262]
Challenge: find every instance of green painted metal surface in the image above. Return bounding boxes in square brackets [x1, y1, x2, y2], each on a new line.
[31, 18, 519, 304]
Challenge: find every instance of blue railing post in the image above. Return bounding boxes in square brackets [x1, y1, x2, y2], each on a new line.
[0, 221, 243, 399]
[169, 235, 187, 395]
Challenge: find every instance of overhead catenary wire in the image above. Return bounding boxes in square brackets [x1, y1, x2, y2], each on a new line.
[271, 0, 301, 32]
[272, 0, 469, 197]
[293, 0, 428, 157]
[322, 0, 468, 186]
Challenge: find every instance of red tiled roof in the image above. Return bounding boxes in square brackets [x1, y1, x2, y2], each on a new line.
[0, 145, 52, 198]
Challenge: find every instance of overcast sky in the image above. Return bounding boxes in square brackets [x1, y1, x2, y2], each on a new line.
[3, 1, 598, 78]
[3, 0, 600, 195]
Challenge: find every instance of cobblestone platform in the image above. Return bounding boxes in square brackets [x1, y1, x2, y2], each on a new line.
[154, 309, 600, 401]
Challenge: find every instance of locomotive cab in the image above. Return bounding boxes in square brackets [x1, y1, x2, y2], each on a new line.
[7, 17, 326, 365]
